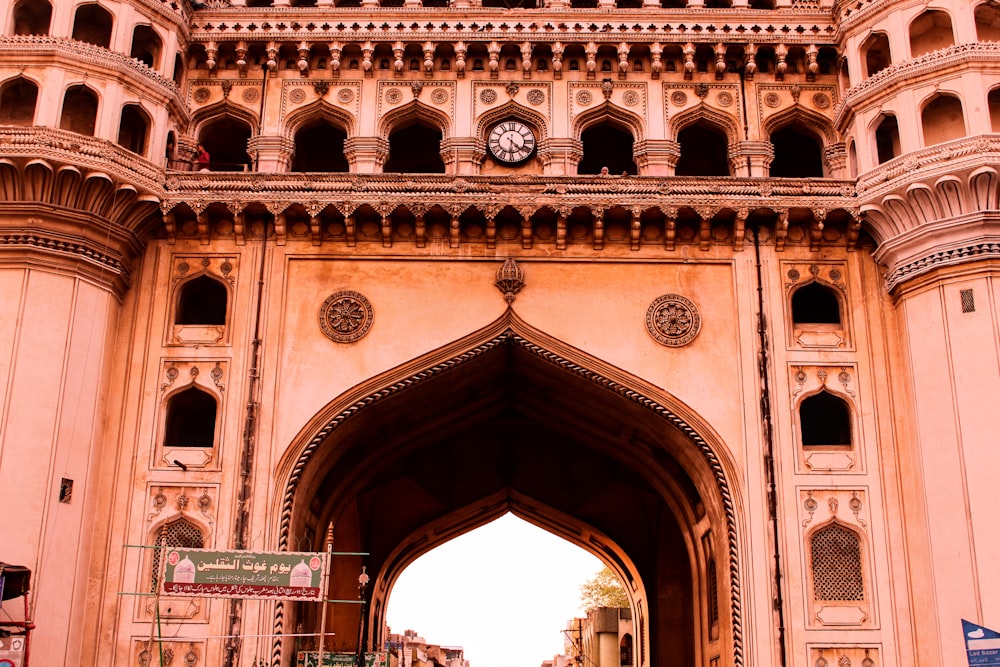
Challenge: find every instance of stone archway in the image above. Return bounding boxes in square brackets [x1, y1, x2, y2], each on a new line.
[272, 312, 744, 667]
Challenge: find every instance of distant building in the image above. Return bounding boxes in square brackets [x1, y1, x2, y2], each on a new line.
[388, 630, 470, 667]
[554, 608, 634, 667]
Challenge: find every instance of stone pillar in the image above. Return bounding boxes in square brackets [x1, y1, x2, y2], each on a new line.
[344, 136, 389, 173]
[440, 137, 485, 175]
[248, 135, 295, 173]
[731, 140, 774, 177]
[537, 138, 582, 176]
[634, 139, 679, 177]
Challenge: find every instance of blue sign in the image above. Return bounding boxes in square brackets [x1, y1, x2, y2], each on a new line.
[964, 619, 1000, 666]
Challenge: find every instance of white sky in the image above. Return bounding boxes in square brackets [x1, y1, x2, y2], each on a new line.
[385, 513, 603, 667]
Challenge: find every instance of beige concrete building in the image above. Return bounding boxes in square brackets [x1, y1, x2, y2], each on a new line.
[0, 0, 998, 665]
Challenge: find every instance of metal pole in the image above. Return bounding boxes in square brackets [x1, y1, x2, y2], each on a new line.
[317, 526, 334, 667]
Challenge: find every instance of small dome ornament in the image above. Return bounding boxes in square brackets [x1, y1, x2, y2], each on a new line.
[495, 257, 525, 305]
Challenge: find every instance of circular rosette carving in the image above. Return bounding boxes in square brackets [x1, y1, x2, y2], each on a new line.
[645, 294, 701, 347]
[319, 291, 374, 343]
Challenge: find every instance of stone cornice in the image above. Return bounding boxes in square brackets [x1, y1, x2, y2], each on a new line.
[0, 126, 166, 196]
[0, 37, 189, 124]
[855, 134, 1000, 199]
[163, 171, 856, 208]
[832, 0, 920, 35]
[835, 43, 1000, 126]
[187, 12, 837, 45]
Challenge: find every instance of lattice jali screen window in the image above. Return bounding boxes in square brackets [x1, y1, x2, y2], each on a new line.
[149, 518, 205, 593]
[810, 523, 865, 601]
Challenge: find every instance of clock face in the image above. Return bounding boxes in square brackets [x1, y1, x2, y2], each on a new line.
[488, 121, 536, 164]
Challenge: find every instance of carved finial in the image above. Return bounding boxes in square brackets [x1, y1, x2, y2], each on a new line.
[495, 257, 525, 305]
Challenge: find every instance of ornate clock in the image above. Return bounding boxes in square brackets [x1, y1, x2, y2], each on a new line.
[488, 121, 536, 164]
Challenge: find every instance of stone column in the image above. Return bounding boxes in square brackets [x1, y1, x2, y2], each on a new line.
[731, 140, 774, 177]
[248, 135, 295, 173]
[440, 137, 485, 175]
[537, 138, 582, 176]
[344, 137, 389, 173]
[634, 139, 679, 177]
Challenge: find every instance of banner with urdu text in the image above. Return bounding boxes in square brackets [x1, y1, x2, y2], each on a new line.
[160, 549, 328, 601]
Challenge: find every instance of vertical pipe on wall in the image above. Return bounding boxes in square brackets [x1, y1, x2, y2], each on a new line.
[752, 225, 788, 667]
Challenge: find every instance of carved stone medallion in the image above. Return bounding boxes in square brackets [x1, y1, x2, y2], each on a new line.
[645, 294, 701, 347]
[319, 291, 373, 343]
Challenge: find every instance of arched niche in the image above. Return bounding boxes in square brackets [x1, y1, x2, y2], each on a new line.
[59, 84, 99, 136]
[990, 88, 1000, 132]
[799, 390, 852, 447]
[11, 0, 50, 35]
[71, 4, 113, 48]
[909, 9, 954, 57]
[163, 385, 218, 449]
[273, 312, 744, 667]
[921, 94, 965, 146]
[0, 76, 38, 126]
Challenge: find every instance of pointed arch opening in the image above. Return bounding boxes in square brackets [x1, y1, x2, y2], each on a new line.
[990, 88, 1000, 132]
[809, 522, 865, 603]
[578, 121, 637, 175]
[176, 275, 228, 326]
[921, 94, 965, 146]
[71, 4, 113, 48]
[274, 314, 744, 667]
[11, 0, 50, 35]
[976, 2, 1000, 41]
[799, 391, 852, 447]
[874, 115, 900, 164]
[163, 386, 218, 449]
[117, 104, 150, 156]
[197, 115, 252, 171]
[860, 33, 891, 78]
[791, 281, 841, 325]
[0, 76, 38, 126]
[770, 123, 824, 178]
[59, 85, 99, 136]
[385, 121, 445, 174]
[293, 120, 349, 172]
[130, 25, 162, 70]
[909, 10, 954, 57]
[676, 121, 730, 177]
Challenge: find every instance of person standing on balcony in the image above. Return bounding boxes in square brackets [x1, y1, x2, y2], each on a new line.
[194, 143, 210, 172]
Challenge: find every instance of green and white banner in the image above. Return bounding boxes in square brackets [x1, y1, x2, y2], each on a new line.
[161, 549, 328, 601]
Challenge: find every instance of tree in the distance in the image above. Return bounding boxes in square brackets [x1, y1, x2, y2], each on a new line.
[579, 566, 630, 611]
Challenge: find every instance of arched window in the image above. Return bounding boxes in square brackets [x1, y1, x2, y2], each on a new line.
[810, 523, 864, 602]
[578, 122, 637, 175]
[59, 85, 98, 136]
[198, 116, 252, 171]
[11, 0, 51, 35]
[172, 53, 183, 85]
[770, 124, 824, 178]
[130, 25, 162, 69]
[620, 634, 634, 666]
[117, 104, 149, 156]
[71, 4, 113, 48]
[0, 77, 38, 126]
[921, 95, 965, 146]
[176, 275, 227, 326]
[384, 122, 445, 173]
[792, 282, 841, 325]
[976, 2, 1000, 42]
[848, 140, 858, 178]
[293, 121, 349, 172]
[860, 33, 891, 78]
[909, 10, 954, 57]
[163, 386, 217, 449]
[150, 518, 204, 592]
[800, 391, 851, 447]
[676, 122, 729, 177]
[990, 89, 1000, 132]
[874, 115, 900, 164]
